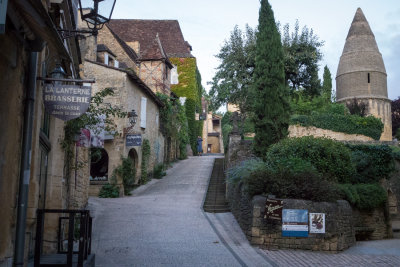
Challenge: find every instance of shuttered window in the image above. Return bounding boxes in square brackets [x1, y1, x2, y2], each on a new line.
[140, 97, 147, 128]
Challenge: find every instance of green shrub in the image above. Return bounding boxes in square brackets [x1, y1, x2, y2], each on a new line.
[227, 158, 267, 185]
[347, 144, 395, 183]
[153, 163, 166, 179]
[112, 157, 136, 195]
[227, 157, 340, 202]
[99, 184, 119, 198]
[266, 136, 355, 183]
[140, 139, 151, 185]
[290, 112, 384, 140]
[338, 184, 387, 210]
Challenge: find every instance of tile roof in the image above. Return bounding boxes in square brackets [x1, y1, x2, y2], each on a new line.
[107, 19, 193, 59]
[106, 24, 139, 63]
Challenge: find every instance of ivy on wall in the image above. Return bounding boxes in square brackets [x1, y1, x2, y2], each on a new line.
[140, 139, 151, 185]
[170, 57, 201, 153]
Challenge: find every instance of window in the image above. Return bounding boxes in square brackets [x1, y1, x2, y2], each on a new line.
[90, 148, 109, 181]
[140, 97, 147, 128]
[171, 65, 179, 85]
[104, 53, 109, 65]
[368, 73, 370, 83]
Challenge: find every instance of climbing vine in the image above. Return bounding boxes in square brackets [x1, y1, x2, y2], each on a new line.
[170, 58, 203, 154]
[140, 139, 151, 184]
[157, 93, 189, 160]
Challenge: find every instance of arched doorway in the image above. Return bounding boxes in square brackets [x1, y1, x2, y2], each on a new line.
[90, 148, 109, 181]
[128, 148, 139, 181]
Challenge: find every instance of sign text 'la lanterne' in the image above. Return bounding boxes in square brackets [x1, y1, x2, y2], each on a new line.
[43, 84, 91, 121]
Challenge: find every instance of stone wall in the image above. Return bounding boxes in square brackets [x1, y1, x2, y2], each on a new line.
[227, 186, 356, 252]
[288, 125, 374, 142]
[225, 134, 254, 170]
[352, 207, 390, 240]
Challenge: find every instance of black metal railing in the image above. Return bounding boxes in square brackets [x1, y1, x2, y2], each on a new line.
[34, 209, 93, 267]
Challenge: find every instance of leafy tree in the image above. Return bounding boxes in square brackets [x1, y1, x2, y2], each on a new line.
[321, 65, 332, 100]
[251, 0, 290, 159]
[392, 97, 400, 137]
[281, 20, 324, 98]
[209, 25, 256, 116]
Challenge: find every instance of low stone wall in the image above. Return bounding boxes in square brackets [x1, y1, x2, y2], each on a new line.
[228, 184, 356, 252]
[225, 134, 255, 170]
[288, 125, 373, 142]
[352, 208, 390, 240]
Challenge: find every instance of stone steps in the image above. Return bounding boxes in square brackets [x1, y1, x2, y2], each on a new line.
[203, 158, 230, 213]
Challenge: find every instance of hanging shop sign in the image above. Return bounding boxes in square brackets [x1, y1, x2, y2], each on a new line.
[282, 209, 309, 237]
[264, 199, 283, 220]
[126, 134, 142, 147]
[43, 83, 91, 121]
[309, 213, 325, 234]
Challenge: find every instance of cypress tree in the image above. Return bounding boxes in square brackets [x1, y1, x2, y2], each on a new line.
[252, 0, 290, 159]
[322, 65, 332, 100]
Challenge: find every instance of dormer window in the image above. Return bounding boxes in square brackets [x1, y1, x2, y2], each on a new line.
[97, 44, 118, 67]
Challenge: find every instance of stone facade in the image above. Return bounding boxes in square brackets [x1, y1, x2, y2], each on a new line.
[83, 61, 165, 196]
[336, 8, 392, 141]
[201, 112, 224, 154]
[288, 125, 373, 142]
[1, 1, 90, 265]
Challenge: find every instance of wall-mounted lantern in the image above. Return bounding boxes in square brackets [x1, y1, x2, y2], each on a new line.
[50, 64, 67, 80]
[59, 0, 116, 39]
[128, 109, 138, 127]
[79, 0, 116, 33]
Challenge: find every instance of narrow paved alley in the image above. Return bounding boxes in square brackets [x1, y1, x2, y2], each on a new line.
[88, 155, 270, 266]
[89, 156, 400, 267]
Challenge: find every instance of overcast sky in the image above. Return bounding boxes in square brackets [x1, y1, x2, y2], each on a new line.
[112, 0, 400, 100]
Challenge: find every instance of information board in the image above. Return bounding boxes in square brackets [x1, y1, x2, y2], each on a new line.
[282, 209, 309, 237]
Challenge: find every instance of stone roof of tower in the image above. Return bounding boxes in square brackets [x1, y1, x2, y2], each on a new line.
[336, 8, 386, 77]
[107, 19, 193, 59]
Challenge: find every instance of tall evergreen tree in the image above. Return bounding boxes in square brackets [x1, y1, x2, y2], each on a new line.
[252, 0, 290, 159]
[322, 65, 332, 100]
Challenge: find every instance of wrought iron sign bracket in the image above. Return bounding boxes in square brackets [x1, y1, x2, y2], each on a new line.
[37, 77, 96, 84]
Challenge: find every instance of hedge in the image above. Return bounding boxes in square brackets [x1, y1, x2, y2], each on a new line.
[347, 144, 396, 183]
[337, 184, 387, 210]
[290, 112, 384, 140]
[266, 136, 355, 183]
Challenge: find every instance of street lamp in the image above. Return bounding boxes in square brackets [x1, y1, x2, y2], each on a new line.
[79, 0, 116, 33]
[128, 109, 138, 127]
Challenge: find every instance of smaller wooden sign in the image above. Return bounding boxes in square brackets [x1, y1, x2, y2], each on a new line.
[264, 199, 283, 220]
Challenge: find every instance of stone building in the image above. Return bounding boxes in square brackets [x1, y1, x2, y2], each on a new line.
[79, 20, 166, 196]
[105, 19, 198, 159]
[0, 1, 90, 266]
[336, 8, 392, 141]
[200, 98, 224, 154]
[82, 59, 165, 196]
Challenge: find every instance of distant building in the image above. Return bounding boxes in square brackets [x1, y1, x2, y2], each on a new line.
[200, 98, 224, 154]
[336, 8, 392, 141]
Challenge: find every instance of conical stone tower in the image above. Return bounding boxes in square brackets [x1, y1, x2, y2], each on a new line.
[336, 8, 392, 141]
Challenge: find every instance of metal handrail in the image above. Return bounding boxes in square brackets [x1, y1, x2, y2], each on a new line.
[34, 209, 93, 267]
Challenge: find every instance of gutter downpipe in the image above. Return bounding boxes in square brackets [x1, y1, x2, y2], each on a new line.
[14, 52, 38, 267]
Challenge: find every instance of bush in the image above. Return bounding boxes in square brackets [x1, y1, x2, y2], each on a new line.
[338, 184, 387, 210]
[290, 112, 384, 140]
[140, 139, 151, 184]
[99, 184, 119, 198]
[227, 157, 340, 202]
[153, 163, 166, 179]
[113, 157, 136, 195]
[347, 144, 395, 183]
[266, 136, 355, 183]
